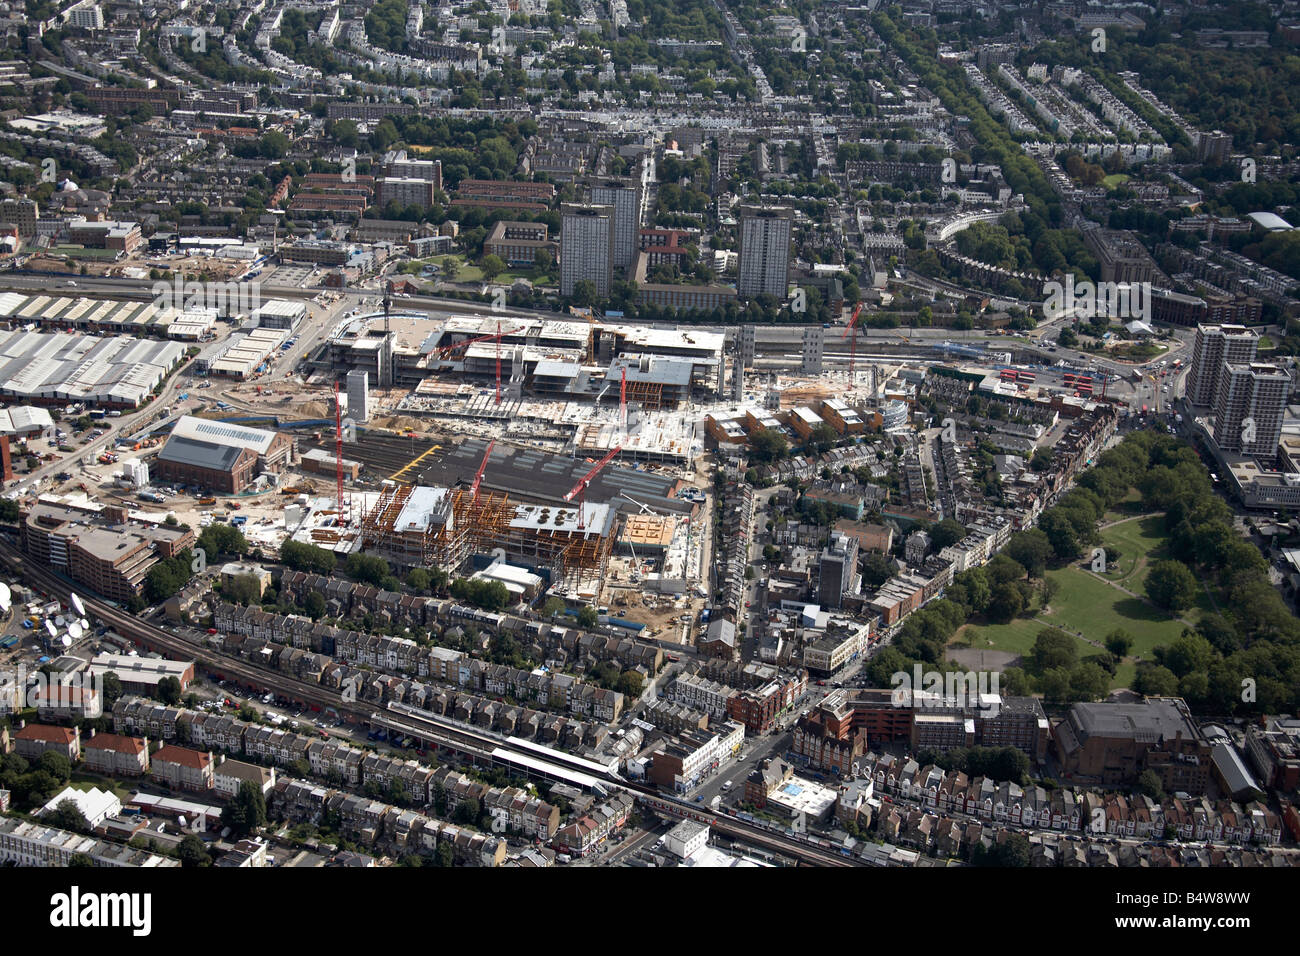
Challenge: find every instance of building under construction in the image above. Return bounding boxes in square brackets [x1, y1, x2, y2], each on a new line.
[357, 480, 615, 592]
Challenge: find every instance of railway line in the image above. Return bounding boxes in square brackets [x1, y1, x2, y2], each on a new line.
[0, 537, 860, 867]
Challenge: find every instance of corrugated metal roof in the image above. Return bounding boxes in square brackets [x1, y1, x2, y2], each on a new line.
[171, 415, 275, 453]
[157, 435, 246, 471]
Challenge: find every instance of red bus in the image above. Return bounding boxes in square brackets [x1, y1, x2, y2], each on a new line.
[1000, 369, 1017, 381]
[1018, 371, 1036, 383]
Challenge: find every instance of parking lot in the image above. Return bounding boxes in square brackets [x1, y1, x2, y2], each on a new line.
[263, 264, 318, 288]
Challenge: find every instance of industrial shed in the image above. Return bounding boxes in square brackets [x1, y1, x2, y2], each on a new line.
[154, 415, 294, 493]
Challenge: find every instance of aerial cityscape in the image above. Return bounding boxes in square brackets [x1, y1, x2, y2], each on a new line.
[0, 0, 1294, 893]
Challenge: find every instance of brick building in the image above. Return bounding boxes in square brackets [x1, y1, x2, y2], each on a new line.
[1054, 698, 1213, 794]
[82, 732, 150, 776]
[150, 745, 215, 792]
[154, 416, 294, 493]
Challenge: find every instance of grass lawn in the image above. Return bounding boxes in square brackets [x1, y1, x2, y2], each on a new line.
[1102, 173, 1131, 189]
[69, 772, 132, 803]
[1257, 334, 1274, 350]
[1043, 564, 1192, 659]
[955, 616, 1056, 656]
[1102, 489, 1145, 523]
[1098, 514, 1167, 590]
[949, 511, 1200, 689]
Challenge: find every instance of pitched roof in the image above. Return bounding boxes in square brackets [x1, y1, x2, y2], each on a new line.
[15, 723, 76, 743]
[157, 435, 248, 471]
[84, 732, 145, 754]
[152, 745, 211, 769]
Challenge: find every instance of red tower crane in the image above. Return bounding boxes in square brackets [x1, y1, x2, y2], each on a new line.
[334, 379, 345, 524]
[619, 365, 627, 430]
[436, 326, 525, 405]
[563, 445, 623, 531]
[469, 439, 495, 505]
[841, 302, 864, 375]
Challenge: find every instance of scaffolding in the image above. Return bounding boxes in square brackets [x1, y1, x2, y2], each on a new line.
[357, 481, 614, 590]
[358, 482, 473, 570]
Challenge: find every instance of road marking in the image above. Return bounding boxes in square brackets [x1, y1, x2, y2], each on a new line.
[388, 444, 441, 481]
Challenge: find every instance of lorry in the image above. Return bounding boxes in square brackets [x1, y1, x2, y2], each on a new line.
[710, 795, 722, 811]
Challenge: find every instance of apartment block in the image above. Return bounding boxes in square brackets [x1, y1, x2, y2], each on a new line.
[1214, 362, 1288, 457]
[587, 177, 642, 270]
[737, 204, 793, 298]
[560, 202, 614, 298]
[1187, 324, 1258, 407]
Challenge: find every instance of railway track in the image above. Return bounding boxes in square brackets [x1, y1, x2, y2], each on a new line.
[0, 537, 860, 867]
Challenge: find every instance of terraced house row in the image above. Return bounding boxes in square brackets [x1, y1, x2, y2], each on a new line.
[860, 752, 1284, 845]
[272, 573, 665, 669]
[112, 696, 564, 836]
[211, 601, 630, 722]
[273, 779, 506, 867]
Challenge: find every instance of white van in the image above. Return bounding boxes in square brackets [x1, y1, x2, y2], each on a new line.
[721, 780, 733, 791]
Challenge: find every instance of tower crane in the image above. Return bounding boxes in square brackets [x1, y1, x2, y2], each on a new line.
[841, 302, 863, 375]
[469, 439, 495, 505]
[435, 324, 525, 405]
[563, 445, 622, 531]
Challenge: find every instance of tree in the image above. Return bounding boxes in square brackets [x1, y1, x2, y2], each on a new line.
[237, 702, 259, 723]
[481, 253, 506, 279]
[987, 581, 1024, 623]
[224, 573, 263, 606]
[144, 550, 194, 603]
[1158, 633, 1215, 678]
[198, 524, 249, 560]
[407, 568, 431, 593]
[571, 279, 597, 307]
[1134, 663, 1179, 696]
[453, 796, 480, 826]
[346, 552, 391, 586]
[280, 540, 337, 574]
[39, 750, 71, 782]
[576, 605, 599, 628]
[100, 671, 123, 709]
[541, 596, 565, 618]
[973, 832, 1030, 866]
[928, 518, 966, 551]
[805, 422, 838, 455]
[861, 552, 893, 590]
[1031, 629, 1078, 672]
[1145, 560, 1197, 612]
[303, 590, 326, 620]
[68, 853, 95, 867]
[221, 781, 268, 837]
[1004, 529, 1051, 578]
[749, 427, 789, 464]
[1104, 629, 1134, 657]
[178, 834, 211, 868]
[157, 676, 183, 705]
[1068, 662, 1110, 701]
[1137, 769, 1164, 802]
[47, 798, 89, 833]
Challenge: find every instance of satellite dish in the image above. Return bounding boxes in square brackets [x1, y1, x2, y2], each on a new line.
[68, 623, 84, 641]
[78, 618, 89, 631]
[44, 620, 56, 638]
[0, 582, 10, 613]
[61, 635, 71, 648]
[70, 593, 85, 617]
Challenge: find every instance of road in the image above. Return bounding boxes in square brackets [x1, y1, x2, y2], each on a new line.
[11, 355, 196, 495]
